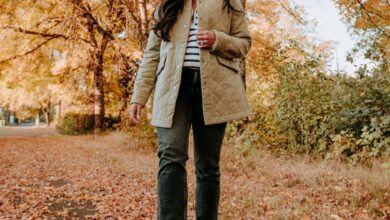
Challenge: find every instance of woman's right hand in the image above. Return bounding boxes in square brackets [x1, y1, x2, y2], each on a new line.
[129, 103, 144, 125]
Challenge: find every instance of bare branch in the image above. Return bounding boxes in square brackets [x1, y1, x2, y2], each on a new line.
[356, 0, 390, 38]
[1, 26, 91, 43]
[71, 0, 115, 40]
[86, 21, 98, 47]
[277, 0, 306, 25]
[33, 16, 65, 28]
[356, 0, 390, 21]
[0, 37, 56, 64]
[1, 26, 69, 39]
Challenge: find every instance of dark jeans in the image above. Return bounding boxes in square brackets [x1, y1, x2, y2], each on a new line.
[156, 67, 227, 220]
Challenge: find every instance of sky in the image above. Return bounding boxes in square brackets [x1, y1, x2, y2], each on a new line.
[292, 0, 364, 74]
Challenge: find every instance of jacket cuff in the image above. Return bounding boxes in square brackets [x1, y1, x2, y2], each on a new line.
[209, 30, 219, 52]
[130, 93, 148, 107]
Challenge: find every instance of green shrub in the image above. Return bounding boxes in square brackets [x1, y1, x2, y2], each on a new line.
[105, 114, 120, 130]
[383, 160, 390, 174]
[56, 113, 95, 135]
[56, 113, 121, 135]
[244, 57, 390, 162]
[275, 60, 344, 155]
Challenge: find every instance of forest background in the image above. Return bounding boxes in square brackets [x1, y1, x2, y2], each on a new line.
[0, 0, 390, 218]
[0, 0, 389, 164]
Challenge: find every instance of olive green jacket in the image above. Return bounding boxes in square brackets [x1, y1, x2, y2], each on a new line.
[130, 0, 252, 128]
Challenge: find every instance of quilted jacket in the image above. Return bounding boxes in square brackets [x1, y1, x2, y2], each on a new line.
[130, 0, 252, 128]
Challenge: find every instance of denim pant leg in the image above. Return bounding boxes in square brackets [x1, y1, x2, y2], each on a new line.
[156, 67, 227, 220]
[191, 77, 227, 220]
[155, 68, 195, 220]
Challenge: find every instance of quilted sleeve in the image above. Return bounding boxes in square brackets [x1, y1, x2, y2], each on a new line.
[209, 0, 251, 59]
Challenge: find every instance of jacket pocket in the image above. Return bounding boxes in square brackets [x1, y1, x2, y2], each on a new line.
[156, 52, 168, 78]
[216, 56, 240, 73]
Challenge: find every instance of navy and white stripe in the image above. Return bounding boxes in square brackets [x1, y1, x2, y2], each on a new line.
[183, 9, 200, 69]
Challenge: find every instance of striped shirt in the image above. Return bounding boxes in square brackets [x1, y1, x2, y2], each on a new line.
[183, 9, 200, 69]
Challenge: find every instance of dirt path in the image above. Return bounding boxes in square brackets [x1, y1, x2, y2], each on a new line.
[0, 131, 159, 219]
[0, 129, 389, 219]
[0, 126, 59, 137]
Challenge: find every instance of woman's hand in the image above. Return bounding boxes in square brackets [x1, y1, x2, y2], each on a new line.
[197, 28, 216, 49]
[129, 103, 144, 125]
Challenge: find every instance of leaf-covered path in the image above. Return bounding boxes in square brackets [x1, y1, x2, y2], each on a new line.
[0, 127, 389, 219]
[0, 130, 159, 219]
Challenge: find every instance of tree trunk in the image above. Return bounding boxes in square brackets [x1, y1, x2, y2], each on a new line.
[93, 34, 111, 134]
[45, 101, 51, 127]
[35, 113, 40, 126]
[0, 107, 3, 127]
[93, 51, 106, 134]
[83, 6, 112, 134]
[9, 111, 15, 124]
[55, 100, 62, 124]
[35, 103, 50, 127]
[138, 0, 149, 48]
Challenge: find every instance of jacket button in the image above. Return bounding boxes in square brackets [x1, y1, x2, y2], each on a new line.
[173, 86, 177, 90]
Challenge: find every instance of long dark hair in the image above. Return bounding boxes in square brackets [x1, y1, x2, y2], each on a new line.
[152, 0, 243, 42]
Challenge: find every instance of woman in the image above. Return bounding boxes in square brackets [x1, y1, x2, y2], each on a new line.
[129, 0, 252, 219]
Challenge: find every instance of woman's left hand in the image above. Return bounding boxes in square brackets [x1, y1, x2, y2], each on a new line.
[197, 28, 216, 49]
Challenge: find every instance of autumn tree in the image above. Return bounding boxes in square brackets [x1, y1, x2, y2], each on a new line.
[0, 0, 154, 133]
[335, 0, 390, 69]
[0, 0, 331, 135]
